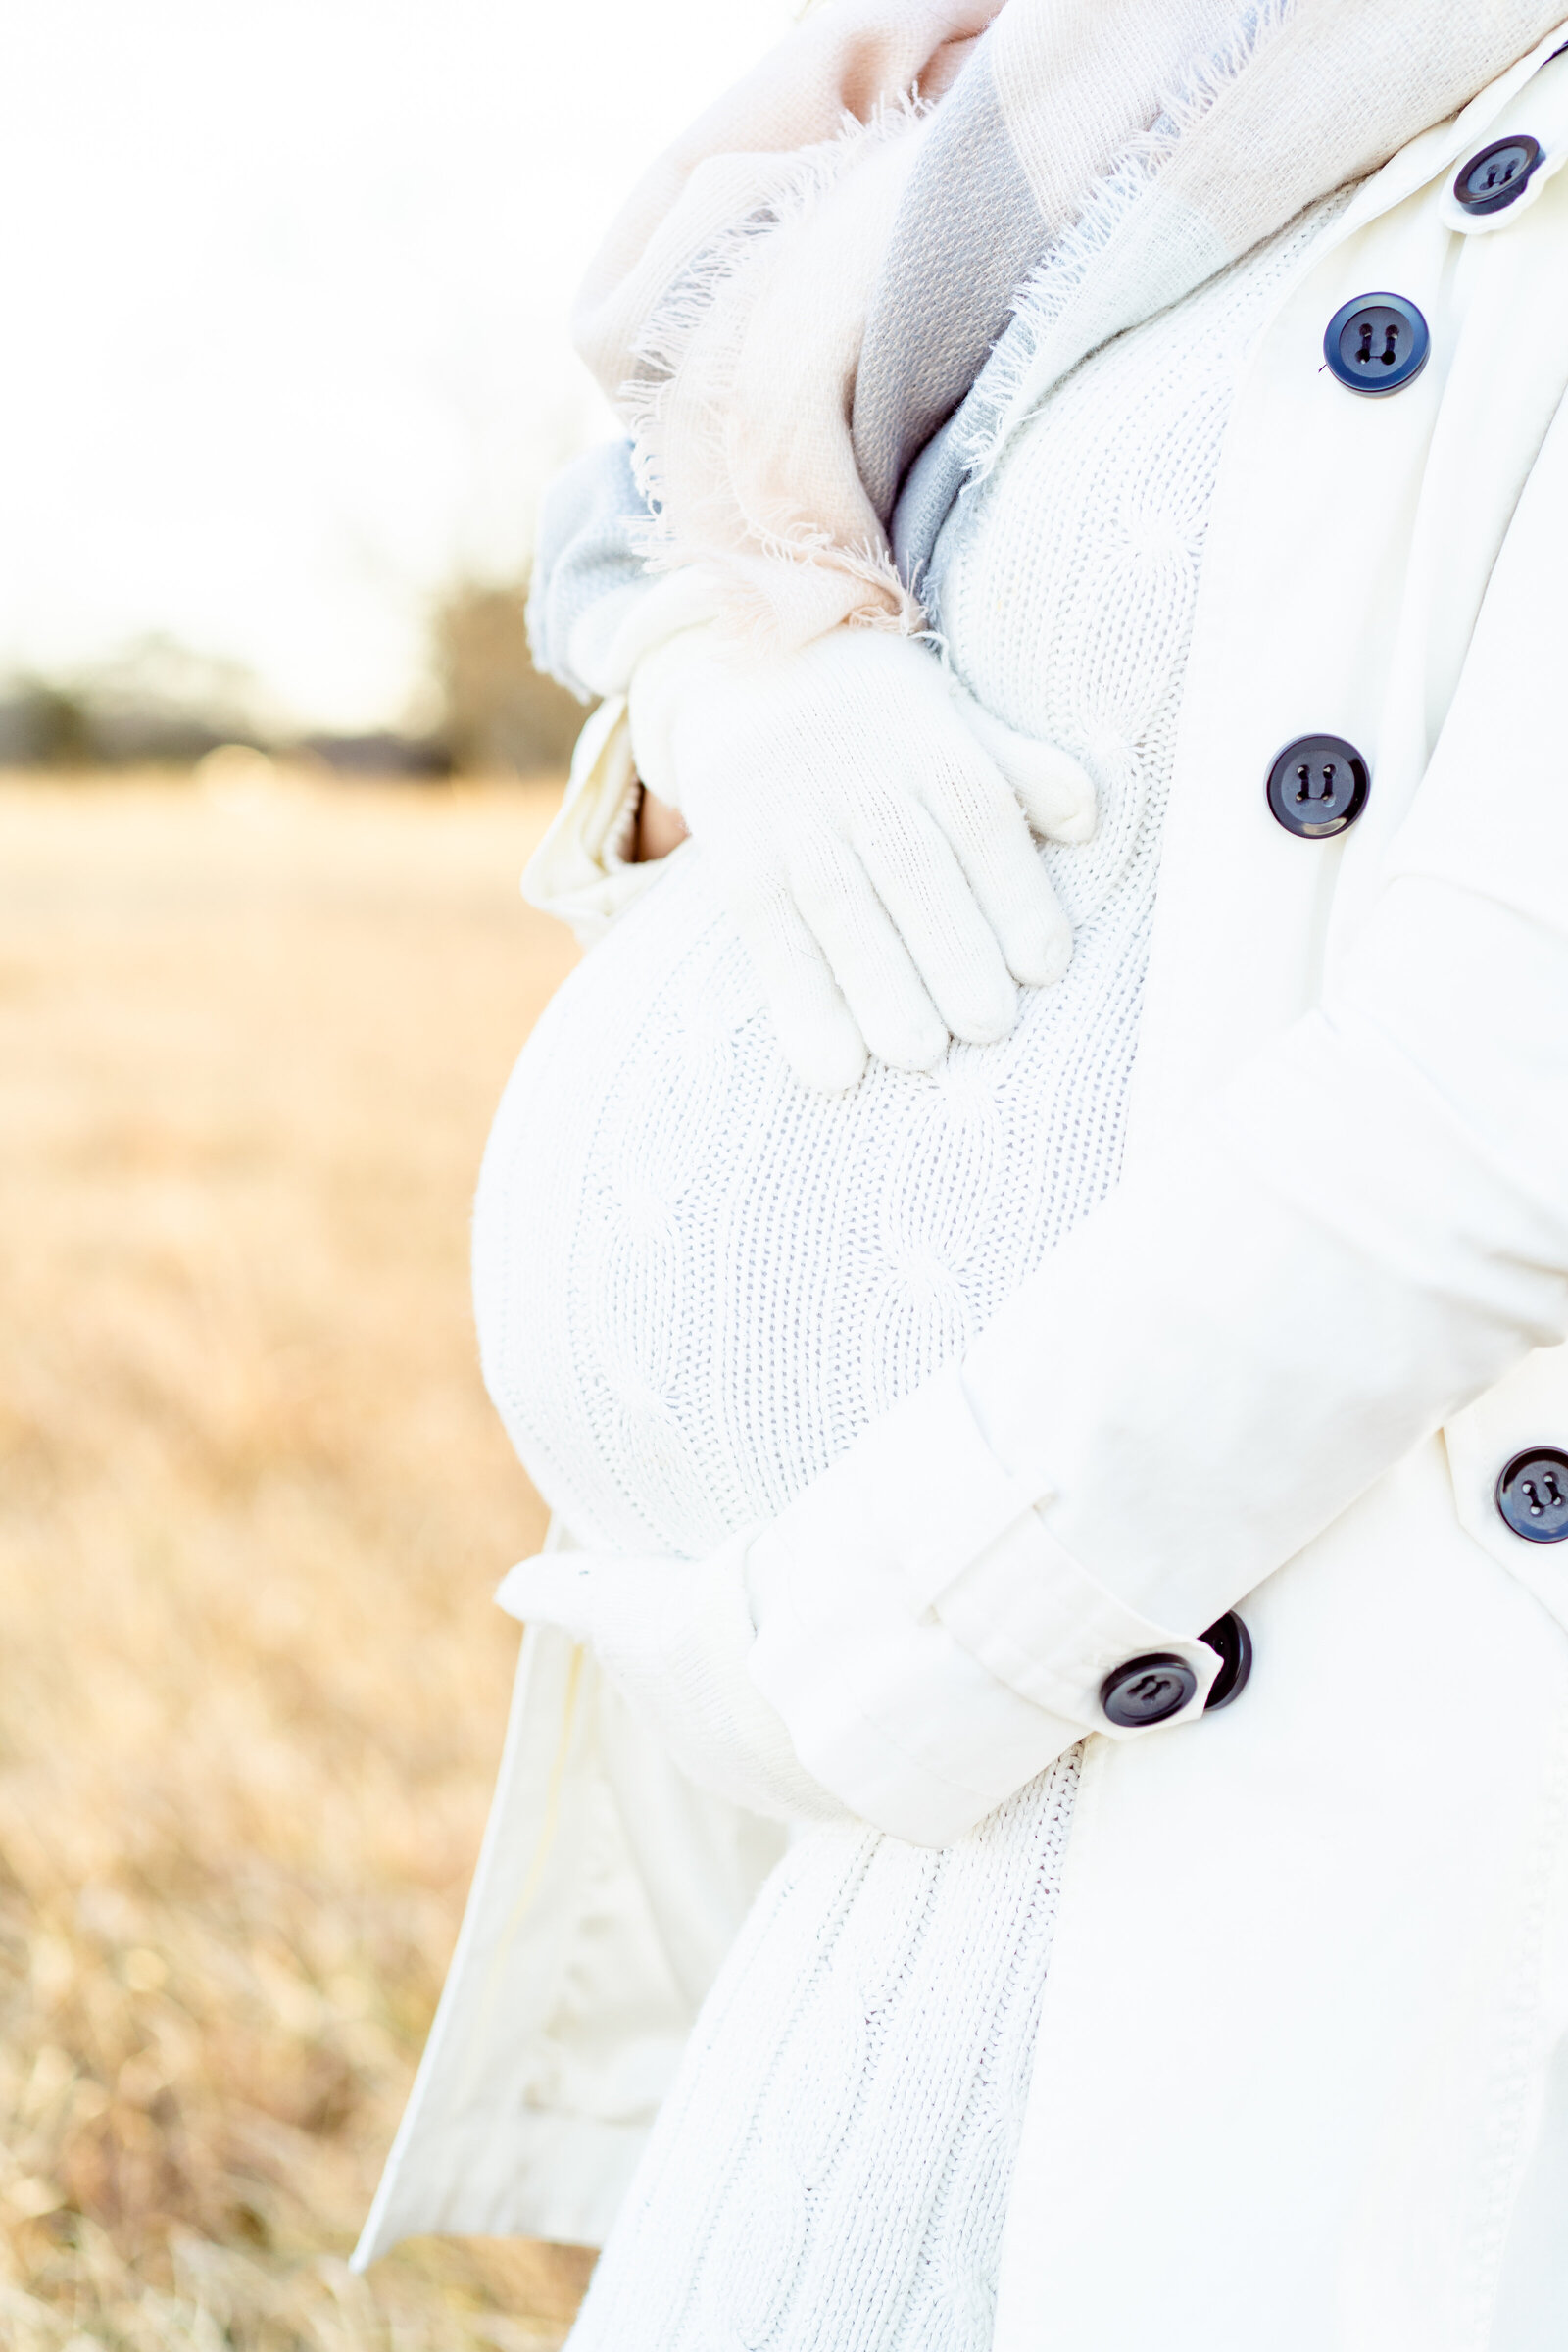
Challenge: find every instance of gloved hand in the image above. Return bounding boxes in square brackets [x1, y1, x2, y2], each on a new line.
[628, 623, 1096, 1092]
[496, 1538, 843, 1826]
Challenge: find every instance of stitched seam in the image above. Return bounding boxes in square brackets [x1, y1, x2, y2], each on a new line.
[1461, 1692, 1568, 2345]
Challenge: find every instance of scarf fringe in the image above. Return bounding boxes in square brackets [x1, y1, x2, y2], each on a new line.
[959, 0, 1294, 483]
[621, 96, 929, 633]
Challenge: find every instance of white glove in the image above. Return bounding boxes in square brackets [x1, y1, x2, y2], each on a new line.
[628, 624, 1096, 1093]
[496, 1538, 843, 1826]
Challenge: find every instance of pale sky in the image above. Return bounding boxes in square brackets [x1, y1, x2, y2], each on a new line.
[0, 0, 796, 730]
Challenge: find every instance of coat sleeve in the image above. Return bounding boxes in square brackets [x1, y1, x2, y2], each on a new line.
[746, 381, 1568, 1843]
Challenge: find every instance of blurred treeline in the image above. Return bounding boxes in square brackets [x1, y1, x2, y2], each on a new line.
[0, 577, 586, 779]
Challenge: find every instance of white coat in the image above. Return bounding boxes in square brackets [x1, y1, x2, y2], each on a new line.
[359, 29, 1568, 2348]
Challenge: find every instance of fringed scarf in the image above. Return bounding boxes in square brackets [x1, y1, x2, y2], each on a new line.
[572, 0, 1565, 645]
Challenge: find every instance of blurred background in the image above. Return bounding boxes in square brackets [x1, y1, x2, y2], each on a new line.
[0, 3, 792, 2345]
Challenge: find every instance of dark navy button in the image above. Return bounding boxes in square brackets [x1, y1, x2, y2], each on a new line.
[1324, 293, 1430, 396]
[1495, 1448, 1568, 1544]
[1101, 1654, 1198, 1729]
[1454, 135, 1543, 215]
[1200, 1612, 1252, 1711]
[1266, 734, 1370, 840]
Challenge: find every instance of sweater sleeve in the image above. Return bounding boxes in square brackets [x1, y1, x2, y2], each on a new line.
[744, 374, 1568, 1842]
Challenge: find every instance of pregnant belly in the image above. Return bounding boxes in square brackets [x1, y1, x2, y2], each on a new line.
[473, 844, 1124, 1559]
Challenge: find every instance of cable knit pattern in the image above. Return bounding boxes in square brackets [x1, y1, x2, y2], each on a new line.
[569, 1764, 1081, 2352]
[474, 195, 1343, 2347]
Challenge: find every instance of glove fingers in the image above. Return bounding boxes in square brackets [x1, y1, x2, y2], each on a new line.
[850, 803, 1019, 1047]
[951, 687, 1097, 844]
[923, 756, 1074, 990]
[1010, 742, 1098, 845]
[730, 879, 870, 1094]
[789, 834, 949, 1074]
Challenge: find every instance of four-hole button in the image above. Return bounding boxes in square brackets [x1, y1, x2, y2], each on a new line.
[1266, 734, 1370, 840]
[1324, 293, 1430, 396]
[1454, 135, 1543, 216]
[1100, 1613, 1253, 1731]
[1495, 1448, 1568, 1544]
[1101, 1654, 1197, 1729]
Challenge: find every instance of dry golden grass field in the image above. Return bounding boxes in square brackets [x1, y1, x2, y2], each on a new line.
[0, 771, 596, 2349]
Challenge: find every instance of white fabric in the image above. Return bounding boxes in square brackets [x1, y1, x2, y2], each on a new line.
[745, 60, 1568, 1840]
[520, 694, 651, 951]
[352, 1608, 790, 2260]
[566, 1758, 1082, 2352]
[478, 199, 1336, 2339]
[573, 0, 1566, 643]
[363, 39, 1568, 2351]
[495, 1538, 841, 1827]
[627, 624, 1094, 1091]
[564, 564, 721, 704]
[482, 198, 1338, 1570]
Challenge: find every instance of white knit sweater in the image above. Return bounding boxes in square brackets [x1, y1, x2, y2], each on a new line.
[476, 191, 1342, 2349]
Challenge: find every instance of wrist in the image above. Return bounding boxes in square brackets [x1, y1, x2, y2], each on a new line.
[633, 783, 690, 862]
